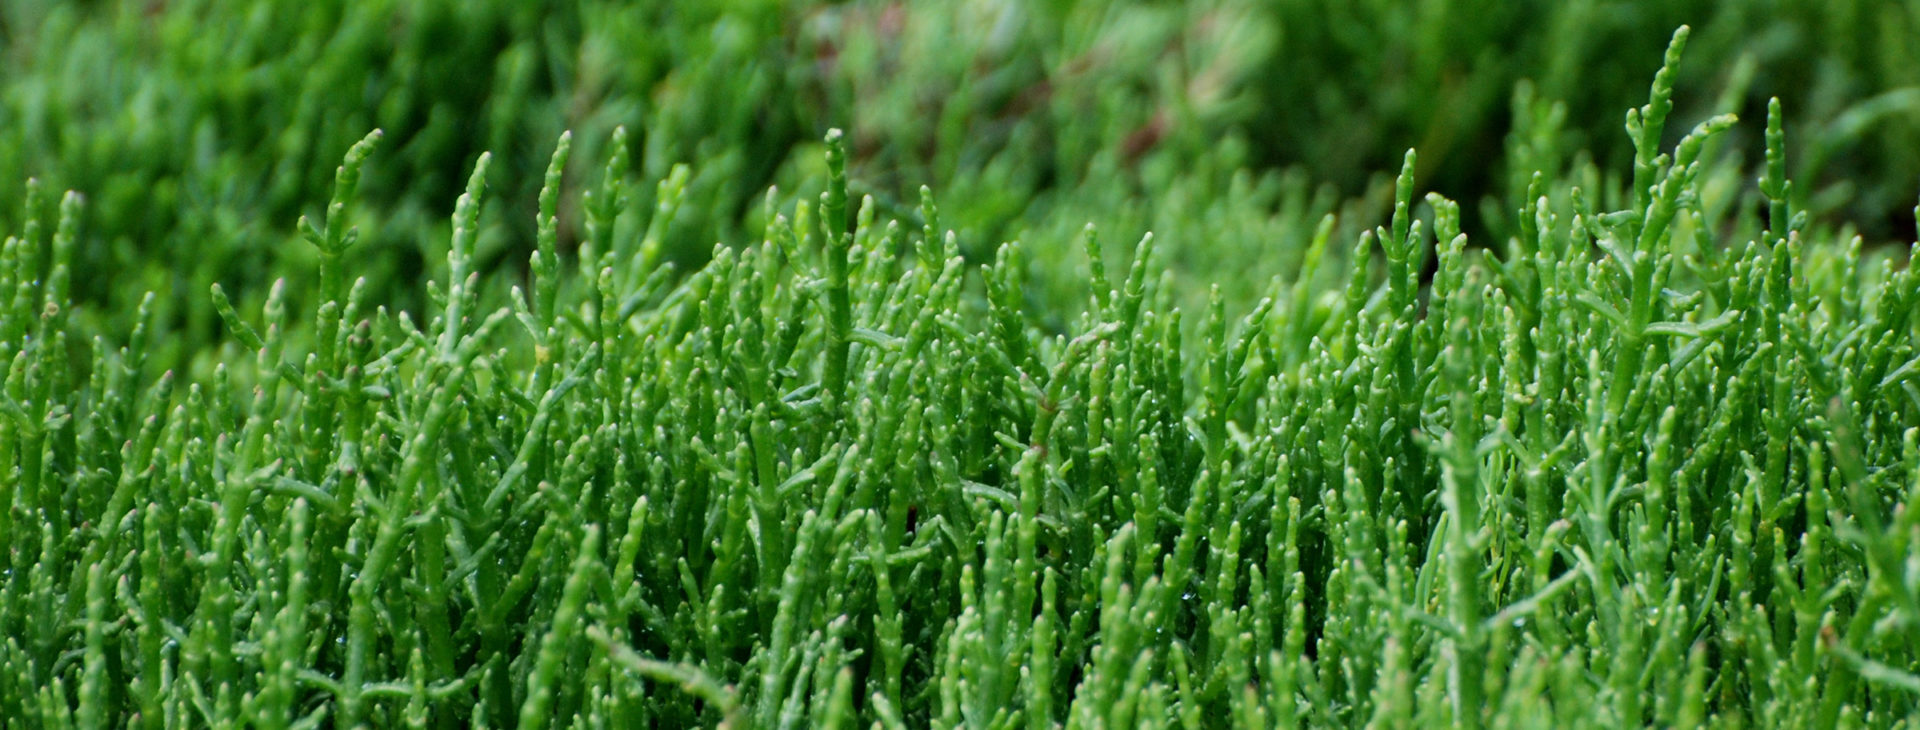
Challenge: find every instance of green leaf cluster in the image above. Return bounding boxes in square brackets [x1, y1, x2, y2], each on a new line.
[1, 22, 1918, 730]
[6, 0, 1920, 369]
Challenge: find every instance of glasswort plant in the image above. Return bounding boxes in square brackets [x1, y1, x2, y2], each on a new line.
[0, 25, 1917, 729]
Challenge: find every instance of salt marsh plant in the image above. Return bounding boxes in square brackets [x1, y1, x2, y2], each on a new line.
[8, 0, 1920, 370]
[1, 25, 1919, 729]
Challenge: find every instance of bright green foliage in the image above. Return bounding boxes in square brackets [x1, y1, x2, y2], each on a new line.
[3, 23, 1920, 730]
[6, 0, 1920, 373]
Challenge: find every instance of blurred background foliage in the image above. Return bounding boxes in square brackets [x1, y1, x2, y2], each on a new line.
[2, 0, 1917, 368]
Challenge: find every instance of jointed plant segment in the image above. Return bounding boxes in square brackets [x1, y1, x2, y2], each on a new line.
[2, 26, 1919, 729]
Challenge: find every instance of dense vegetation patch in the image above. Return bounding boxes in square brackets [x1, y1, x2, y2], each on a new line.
[0, 17, 1918, 730]
[7, 0, 1920, 366]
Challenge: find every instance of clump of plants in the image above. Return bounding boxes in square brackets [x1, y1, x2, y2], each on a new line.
[1, 27, 1917, 728]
